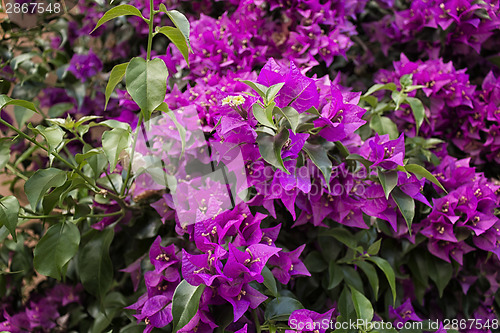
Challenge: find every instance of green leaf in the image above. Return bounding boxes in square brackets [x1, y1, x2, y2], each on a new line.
[92, 5, 144, 33]
[349, 287, 374, 322]
[405, 97, 425, 134]
[13, 105, 36, 127]
[105, 62, 128, 110]
[266, 82, 285, 102]
[391, 91, 407, 110]
[0, 196, 20, 242]
[367, 256, 396, 304]
[158, 27, 190, 65]
[378, 169, 398, 199]
[367, 239, 382, 255]
[274, 106, 299, 133]
[253, 104, 276, 129]
[0, 140, 11, 170]
[304, 251, 327, 273]
[391, 187, 415, 234]
[34, 125, 65, 161]
[33, 221, 80, 280]
[24, 168, 67, 210]
[0, 95, 38, 113]
[363, 83, 397, 97]
[342, 266, 364, 292]
[78, 229, 114, 298]
[48, 102, 73, 118]
[264, 297, 304, 321]
[75, 116, 103, 128]
[102, 128, 131, 172]
[346, 153, 373, 171]
[400, 74, 413, 88]
[321, 227, 358, 250]
[356, 261, 379, 300]
[334, 141, 350, 158]
[172, 280, 206, 332]
[238, 80, 268, 99]
[370, 115, 399, 139]
[261, 266, 278, 297]
[158, 6, 192, 51]
[403, 164, 447, 193]
[302, 142, 332, 184]
[328, 261, 344, 289]
[256, 129, 290, 174]
[427, 257, 453, 298]
[42, 180, 71, 214]
[126, 57, 168, 121]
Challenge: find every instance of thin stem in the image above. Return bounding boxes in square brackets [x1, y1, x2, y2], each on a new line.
[19, 210, 124, 220]
[5, 163, 28, 181]
[105, 170, 120, 194]
[146, 0, 155, 61]
[0, 117, 100, 192]
[252, 309, 261, 333]
[120, 113, 143, 197]
[14, 144, 38, 167]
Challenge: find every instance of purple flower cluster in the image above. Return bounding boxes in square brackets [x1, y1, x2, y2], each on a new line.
[364, 0, 500, 58]
[0, 284, 82, 332]
[413, 156, 500, 263]
[127, 212, 309, 332]
[376, 54, 500, 164]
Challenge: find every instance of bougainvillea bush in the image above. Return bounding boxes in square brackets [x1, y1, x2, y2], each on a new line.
[1, 0, 500, 332]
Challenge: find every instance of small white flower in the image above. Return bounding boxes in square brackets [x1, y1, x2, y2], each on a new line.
[221, 95, 245, 106]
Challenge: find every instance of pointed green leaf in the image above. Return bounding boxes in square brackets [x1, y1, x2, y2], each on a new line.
[33, 221, 80, 280]
[0, 94, 38, 113]
[126, 57, 168, 120]
[404, 164, 447, 193]
[370, 115, 399, 139]
[378, 169, 398, 199]
[48, 102, 73, 118]
[238, 80, 268, 99]
[92, 5, 144, 33]
[399, 74, 413, 88]
[158, 27, 190, 65]
[356, 261, 379, 300]
[172, 280, 206, 332]
[302, 142, 332, 184]
[321, 227, 357, 250]
[427, 257, 453, 298]
[264, 297, 304, 321]
[78, 229, 114, 298]
[328, 261, 344, 289]
[253, 103, 276, 129]
[405, 97, 425, 134]
[367, 239, 382, 255]
[105, 62, 129, 110]
[0, 196, 20, 242]
[362, 83, 397, 97]
[391, 187, 415, 234]
[349, 287, 374, 322]
[102, 128, 131, 172]
[346, 153, 373, 171]
[261, 266, 278, 297]
[24, 168, 67, 210]
[367, 256, 396, 304]
[256, 129, 290, 174]
[274, 106, 299, 133]
[265, 82, 285, 102]
[159, 6, 192, 51]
